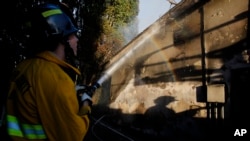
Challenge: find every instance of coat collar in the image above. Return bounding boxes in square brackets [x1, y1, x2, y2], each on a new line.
[36, 51, 81, 75]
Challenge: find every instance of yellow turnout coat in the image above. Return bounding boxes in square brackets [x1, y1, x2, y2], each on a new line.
[6, 51, 90, 141]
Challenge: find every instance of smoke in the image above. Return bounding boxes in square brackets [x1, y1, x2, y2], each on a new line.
[119, 17, 139, 45]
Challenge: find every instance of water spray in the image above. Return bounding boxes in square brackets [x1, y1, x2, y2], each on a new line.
[84, 24, 159, 97]
[97, 27, 159, 86]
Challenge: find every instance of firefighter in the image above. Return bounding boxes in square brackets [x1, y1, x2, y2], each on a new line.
[4, 2, 92, 141]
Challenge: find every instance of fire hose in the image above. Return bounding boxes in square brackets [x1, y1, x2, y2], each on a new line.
[76, 83, 135, 141]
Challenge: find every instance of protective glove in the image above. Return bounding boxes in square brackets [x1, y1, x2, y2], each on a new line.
[75, 85, 86, 91]
[76, 83, 100, 105]
[81, 93, 92, 103]
[75, 84, 90, 103]
[78, 93, 92, 115]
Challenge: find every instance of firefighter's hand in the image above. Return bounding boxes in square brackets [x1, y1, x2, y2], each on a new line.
[75, 85, 86, 91]
[78, 93, 92, 115]
[79, 104, 91, 115]
[81, 93, 92, 106]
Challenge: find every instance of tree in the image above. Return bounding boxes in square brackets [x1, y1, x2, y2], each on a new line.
[0, 0, 139, 85]
[78, 0, 139, 84]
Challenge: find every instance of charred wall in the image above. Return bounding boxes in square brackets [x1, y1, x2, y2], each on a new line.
[91, 0, 249, 139]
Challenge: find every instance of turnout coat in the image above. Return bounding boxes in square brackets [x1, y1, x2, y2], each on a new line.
[6, 51, 90, 141]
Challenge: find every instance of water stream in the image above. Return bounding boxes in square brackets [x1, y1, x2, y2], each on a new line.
[97, 24, 160, 86]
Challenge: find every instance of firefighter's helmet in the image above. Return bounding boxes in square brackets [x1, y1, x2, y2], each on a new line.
[30, 2, 78, 41]
[26, 2, 79, 55]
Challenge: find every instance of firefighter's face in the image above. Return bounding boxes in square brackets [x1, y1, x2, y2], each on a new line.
[67, 33, 79, 56]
